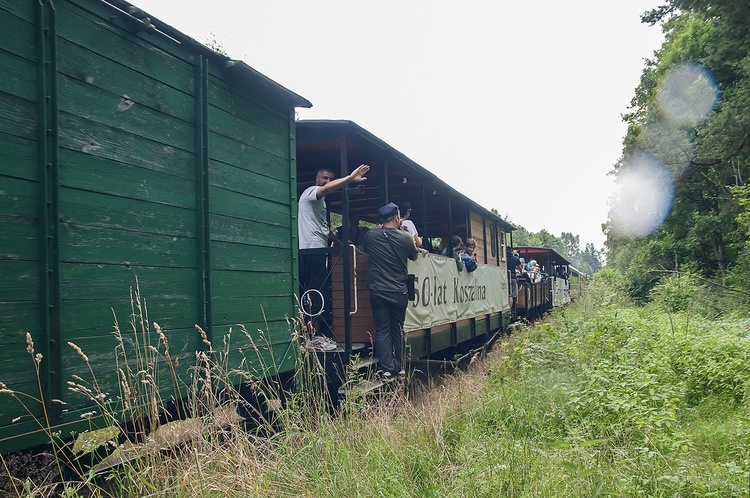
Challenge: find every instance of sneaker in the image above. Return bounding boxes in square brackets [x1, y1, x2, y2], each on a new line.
[380, 371, 393, 380]
[398, 369, 406, 378]
[312, 336, 337, 351]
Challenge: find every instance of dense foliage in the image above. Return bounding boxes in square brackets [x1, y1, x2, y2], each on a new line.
[6, 272, 750, 496]
[605, 0, 750, 302]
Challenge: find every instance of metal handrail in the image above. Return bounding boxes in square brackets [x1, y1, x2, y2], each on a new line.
[349, 244, 358, 315]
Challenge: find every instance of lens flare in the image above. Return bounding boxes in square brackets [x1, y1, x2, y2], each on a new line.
[656, 63, 718, 128]
[609, 154, 674, 239]
[637, 121, 694, 178]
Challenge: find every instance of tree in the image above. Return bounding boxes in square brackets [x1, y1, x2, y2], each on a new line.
[607, 0, 750, 300]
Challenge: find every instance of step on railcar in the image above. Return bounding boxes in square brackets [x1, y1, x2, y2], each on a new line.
[296, 120, 515, 390]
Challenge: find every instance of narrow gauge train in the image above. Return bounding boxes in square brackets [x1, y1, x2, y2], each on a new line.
[0, 0, 578, 457]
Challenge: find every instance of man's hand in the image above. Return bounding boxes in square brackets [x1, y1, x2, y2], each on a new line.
[349, 164, 369, 182]
[418, 248, 429, 256]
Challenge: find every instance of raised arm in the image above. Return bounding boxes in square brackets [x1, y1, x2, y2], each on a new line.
[316, 164, 370, 199]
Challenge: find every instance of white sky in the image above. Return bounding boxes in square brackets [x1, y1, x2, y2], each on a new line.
[132, 0, 665, 251]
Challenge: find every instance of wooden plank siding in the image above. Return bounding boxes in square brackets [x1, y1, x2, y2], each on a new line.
[0, 1, 46, 429]
[0, 0, 306, 453]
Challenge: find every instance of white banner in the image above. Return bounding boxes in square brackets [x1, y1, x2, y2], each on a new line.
[404, 255, 509, 332]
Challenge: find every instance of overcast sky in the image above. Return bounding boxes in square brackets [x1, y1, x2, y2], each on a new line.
[132, 0, 666, 251]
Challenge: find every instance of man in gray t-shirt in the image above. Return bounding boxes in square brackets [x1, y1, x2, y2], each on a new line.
[298, 165, 369, 339]
[363, 202, 427, 377]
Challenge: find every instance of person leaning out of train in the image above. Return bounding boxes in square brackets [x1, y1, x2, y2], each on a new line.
[465, 238, 478, 263]
[398, 201, 422, 248]
[441, 235, 465, 272]
[460, 238, 478, 272]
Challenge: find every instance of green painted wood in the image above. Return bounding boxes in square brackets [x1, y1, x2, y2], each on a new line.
[55, 3, 195, 95]
[0, 47, 37, 101]
[0, 135, 38, 181]
[457, 323, 472, 344]
[0, 92, 37, 139]
[59, 155, 196, 205]
[62, 0, 199, 67]
[210, 242, 292, 273]
[57, 74, 196, 152]
[57, 113, 196, 178]
[209, 161, 290, 204]
[0, 0, 301, 455]
[59, 265, 199, 301]
[60, 225, 198, 268]
[0, 217, 38, 263]
[208, 76, 289, 133]
[0, 3, 35, 61]
[430, 329, 453, 354]
[57, 38, 196, 124]
[0, 176, 39, 227]
[0, 0, 35, 22]
[211, 296, 295, 326]
[210, 213, 292, 249]
[59, 299, 200, 337]
[406, 336, 426, 359]
[59, 331, 202, 395]
[59, 187, 196, 233]
[0, 261, 39, 301]
[208, 132, 290, 182]
[208, 66, 299, 120]
[210, 270, 293, 298]
[208, 104, 288, 159]
[0, 301, 41, 346]
[209, 187, 291, 228]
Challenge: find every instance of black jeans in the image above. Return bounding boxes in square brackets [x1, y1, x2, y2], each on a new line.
[299, 253, 333, 337]
[370, 290, 408, 374]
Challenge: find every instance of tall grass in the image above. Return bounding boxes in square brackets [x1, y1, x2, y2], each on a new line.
[3, 273, 750, 496]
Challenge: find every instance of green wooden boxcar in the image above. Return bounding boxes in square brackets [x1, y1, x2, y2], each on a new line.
[0, 0, 310, 454]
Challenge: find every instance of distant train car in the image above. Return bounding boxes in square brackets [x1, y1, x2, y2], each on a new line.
[511, 247, 572, 319]
[296, 120, 515, 374]
[0, 0, 309, 454]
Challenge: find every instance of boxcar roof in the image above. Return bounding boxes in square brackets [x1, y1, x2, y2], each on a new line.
[297, 119, 515, 234]
[512, 246, 571, 266]
[107, 0, 312, 109]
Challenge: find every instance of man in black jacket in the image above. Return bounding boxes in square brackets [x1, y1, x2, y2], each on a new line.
[363, 203, 427, 378]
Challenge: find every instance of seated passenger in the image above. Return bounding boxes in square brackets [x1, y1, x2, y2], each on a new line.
[441, 235, 465, 272]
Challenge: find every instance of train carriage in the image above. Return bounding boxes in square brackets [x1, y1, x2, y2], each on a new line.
[0, 0, 310, 454]
[512, 247, 572, 318]
[0, 0, 584, 459]
[296, 120, 515, 376]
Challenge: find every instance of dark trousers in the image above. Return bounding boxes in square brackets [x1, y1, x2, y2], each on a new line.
[370, 290, 408, 374]
[299, 253, 333, 337]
